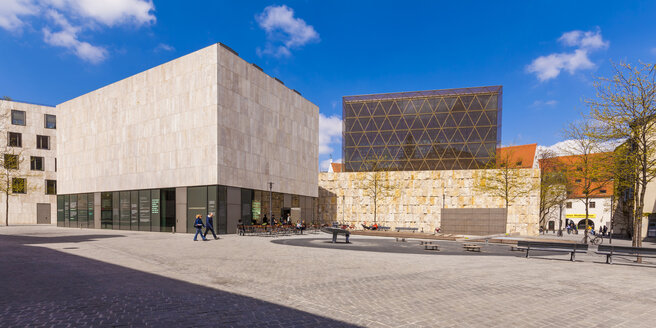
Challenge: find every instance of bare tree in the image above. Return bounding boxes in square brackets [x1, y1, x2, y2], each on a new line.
[561, 121, 614, 243]
[586, 61, 656, 249]
[360, 154, 396, 224]
[0, 106, 36, 226]
[537, 149, 570, 232]
[475, 146, 537, 210]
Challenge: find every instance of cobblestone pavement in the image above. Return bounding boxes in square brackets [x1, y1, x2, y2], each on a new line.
[1, 226, 656, 327]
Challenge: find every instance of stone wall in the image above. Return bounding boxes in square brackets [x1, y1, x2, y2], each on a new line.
[318, 169, 540, 236]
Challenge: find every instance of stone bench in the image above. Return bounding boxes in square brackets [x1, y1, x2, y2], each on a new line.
[421, 241, 439, 251]
[463, 243, 481, 252]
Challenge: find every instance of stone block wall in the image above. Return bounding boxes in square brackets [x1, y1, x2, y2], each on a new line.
[318, 169, 540, 236]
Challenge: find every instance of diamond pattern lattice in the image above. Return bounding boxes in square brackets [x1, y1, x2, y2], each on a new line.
[343, 87, 502, 172]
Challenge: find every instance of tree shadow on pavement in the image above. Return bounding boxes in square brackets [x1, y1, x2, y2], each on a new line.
[0, 234, 357, 327]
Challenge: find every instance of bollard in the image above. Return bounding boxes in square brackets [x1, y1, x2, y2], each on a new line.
[172, 226, 175, 234]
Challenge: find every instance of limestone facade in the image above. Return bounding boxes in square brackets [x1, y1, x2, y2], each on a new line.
[1, 100, 57, 225]
[56, 43, 318, 198]
[318, 169, 540, 236]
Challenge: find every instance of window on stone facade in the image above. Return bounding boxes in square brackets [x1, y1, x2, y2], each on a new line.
[8, 132, 21, 147]
[46, 180, 57, 195]
[11, 110, 25, 125]
[36, 135, 49, 150]
[45, 114, 56, 129]
[566, 202, 572, 209]
[12, 178, 26, 194]
[30, 156, 44, 171]
[4, 154, 19, 170]
[589, 201, 595, 208]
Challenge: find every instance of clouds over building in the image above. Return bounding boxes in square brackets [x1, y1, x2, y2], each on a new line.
[527, 28, 609, 82]
[0, 0, 156, 63]
[256, 5, 319, 58]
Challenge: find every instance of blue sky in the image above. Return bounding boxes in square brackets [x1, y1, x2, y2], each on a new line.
[2, 1, 656, 170]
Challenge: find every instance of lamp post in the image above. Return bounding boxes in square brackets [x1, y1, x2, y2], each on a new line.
[610, 196, 614, 244]
[342, 194, 345, 225]
[558, 201, 563, 237]
[268, 182, 273, 230]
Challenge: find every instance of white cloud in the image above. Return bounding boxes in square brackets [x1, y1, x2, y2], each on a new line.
[319, 113, 342, 155]
[527, 28, 608, 82]
[53, 0, 156, 26]
[537, 139, 624, 157]
[558, 29, 609, 50]
[154, 43, 174, 52]
[256, 5, 319, 57]
[0, 0, 156, 63]
[42, 9, 106, 63]
[0, 0, 38, 31]
[530, 99, 558, 108]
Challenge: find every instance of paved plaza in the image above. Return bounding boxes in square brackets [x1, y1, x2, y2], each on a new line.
[1, 226, 656, 327]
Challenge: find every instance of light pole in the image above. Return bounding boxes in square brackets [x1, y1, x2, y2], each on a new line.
[610, 196, 614, 244]
[268, 182, 273, 229]
[342, 194, 345, 225]
[557, 202, 563, 237]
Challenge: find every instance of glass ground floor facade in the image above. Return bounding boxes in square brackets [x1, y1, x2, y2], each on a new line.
[57, 185, 317, 234]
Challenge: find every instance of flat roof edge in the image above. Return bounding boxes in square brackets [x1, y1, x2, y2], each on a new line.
[343, 85, 503, 102]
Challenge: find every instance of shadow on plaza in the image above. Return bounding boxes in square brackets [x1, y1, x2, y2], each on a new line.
[0, 234, 357, 327]
[272, 236, 559, 257]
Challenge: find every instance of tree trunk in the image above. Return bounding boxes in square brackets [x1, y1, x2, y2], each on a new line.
[584, 196, 589, 244]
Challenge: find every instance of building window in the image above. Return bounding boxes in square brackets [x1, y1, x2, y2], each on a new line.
[36, 135, 50, 150]
[12, 178, 26, 194]
[600, 189, 607, 194]
[4, 154, 19, 170]
[45, 114, 56, 129]
[46, 180, 57, 195]
[55, 158, 57, 172]
[8, 132, 21, 147]
[575, 179, 582, 183]
[566, 202, 572, 209]
[30, 156, 44, 171]
[589, 201, 595, 208]
[11, 110, 25, 125]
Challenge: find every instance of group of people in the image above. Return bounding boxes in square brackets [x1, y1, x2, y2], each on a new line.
[361, 222, 379, 230]
[257, 214, 293, 226]
[564, 222, 610, 236]
[193, 213, 218, 241]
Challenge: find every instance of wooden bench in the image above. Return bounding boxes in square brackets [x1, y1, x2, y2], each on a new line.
[321, 227, 350, 243]
[596, 245, 656, 264]
[378, 226, 391, 231]
[463, 243, 481, 252]
[517, 241, 588, 261]
[421, 241, 439, 251]
[395, 227, 419, 233]
[395, 237, 406, 242]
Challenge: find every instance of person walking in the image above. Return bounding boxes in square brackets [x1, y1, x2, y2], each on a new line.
[193, 214, 208, 241]
[204, 212, 218, 240]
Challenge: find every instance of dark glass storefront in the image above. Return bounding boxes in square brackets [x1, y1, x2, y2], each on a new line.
[58, 185, 317, 234]
[343, 86, 502, 172]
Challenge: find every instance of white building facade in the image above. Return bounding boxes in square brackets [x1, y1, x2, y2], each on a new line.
[1, 100, 57, 225]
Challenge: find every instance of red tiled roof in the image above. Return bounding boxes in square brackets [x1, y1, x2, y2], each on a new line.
[540, 152, 614, 198]
[331, 162, 343, 173]
[496, 144, 537, 168]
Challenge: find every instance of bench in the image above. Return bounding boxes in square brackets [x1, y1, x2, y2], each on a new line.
[395, 227, 419, 233]
[321, 227, 350, 243]
[596, 245, 656, 264]
[463, 243, 481, 252]
[421, 241, 439, 251]
[395, 237, 406, 242]
[517, 241, 588, 261]
[378, 226, 391, 231]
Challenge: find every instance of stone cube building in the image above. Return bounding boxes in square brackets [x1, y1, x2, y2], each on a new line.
[55, 43, 319, 233]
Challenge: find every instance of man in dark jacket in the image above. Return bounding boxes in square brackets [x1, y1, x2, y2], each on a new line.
[204, 212, 218, 240]
[193, 214, 207, 241]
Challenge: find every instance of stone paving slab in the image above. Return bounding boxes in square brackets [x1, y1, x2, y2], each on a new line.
[1, 226, 656, 327]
